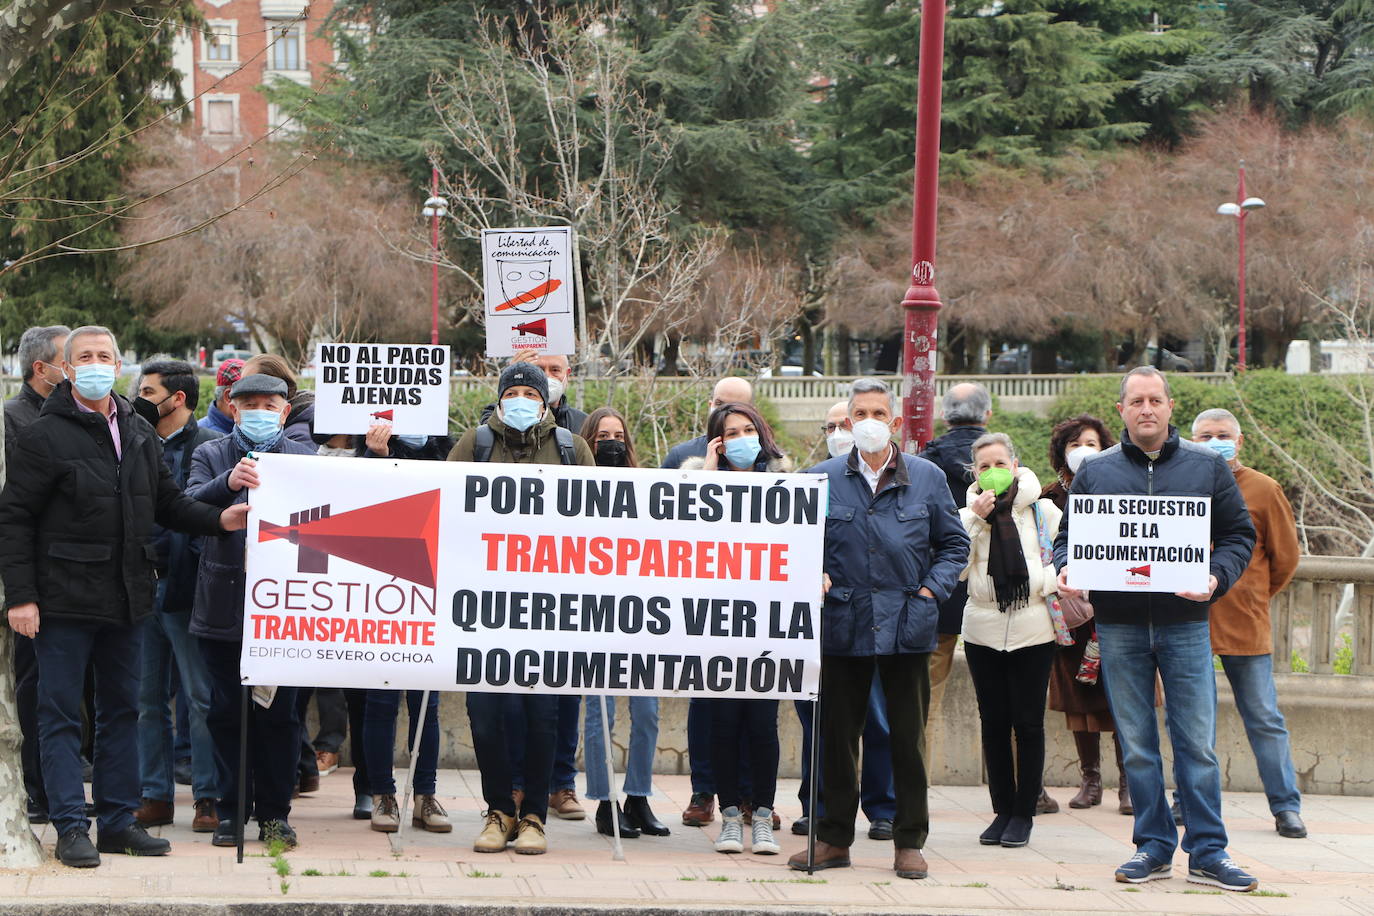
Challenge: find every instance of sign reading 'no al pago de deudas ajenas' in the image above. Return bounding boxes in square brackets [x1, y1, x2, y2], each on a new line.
[480, 227, 576, 358]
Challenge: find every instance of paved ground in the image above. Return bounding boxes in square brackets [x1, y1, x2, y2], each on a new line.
[3, 769, 1373, 914]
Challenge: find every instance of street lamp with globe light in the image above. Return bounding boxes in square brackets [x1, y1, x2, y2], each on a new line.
[1216, 161, 1265, 371]
[421, 168, 448, 346]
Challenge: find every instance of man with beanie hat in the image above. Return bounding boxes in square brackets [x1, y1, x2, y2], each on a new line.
[449, 363, 593, 855]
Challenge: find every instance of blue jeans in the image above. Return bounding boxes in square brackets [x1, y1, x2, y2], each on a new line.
[1219, 654, 1301, 815]
[469, 692, 558, 821]
[138, 604, 217, 802]
[583, 695, 658, 800]
[795, 672, 897, 820]
[504, 693, 580, 793]
[1098, 620, 1229, 869]
[34, 620, 141, 835]
[362, 690, 440, 796]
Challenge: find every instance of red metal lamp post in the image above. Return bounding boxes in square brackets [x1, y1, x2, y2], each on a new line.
[422, 166, 448, 346]
[1216, 161, 1265, 372]
[900, 0, 948, 453]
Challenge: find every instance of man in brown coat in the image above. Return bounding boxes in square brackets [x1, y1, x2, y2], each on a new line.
[1191, 408, 1305, 839]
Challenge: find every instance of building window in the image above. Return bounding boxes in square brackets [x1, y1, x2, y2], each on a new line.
[205, 97, 238, 135]
[266, 19, 304, 71]
[204, 22, 236, 61]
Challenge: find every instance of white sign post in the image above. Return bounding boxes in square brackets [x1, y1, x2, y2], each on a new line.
[312, 343, 451, 435]
[240, 454, 826, 699]
[480, 227, 576, 357]
[1065, 494, 1211, 593]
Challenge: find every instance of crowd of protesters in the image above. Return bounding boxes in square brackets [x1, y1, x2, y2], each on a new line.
[2, 326, 1305, 894]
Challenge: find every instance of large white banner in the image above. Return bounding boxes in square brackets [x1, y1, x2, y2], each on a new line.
[312, 343, 451, 435]
[241, 454, 826, 699]
[1065, 493, 1211, 593]
[481, 227, 576, 357]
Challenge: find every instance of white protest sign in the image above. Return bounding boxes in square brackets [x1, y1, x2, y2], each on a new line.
[240, 454, 826, 699]
[312, 343, 451, 436]
[481, 227, 576, 357]
[1066, 494, 1211, 593]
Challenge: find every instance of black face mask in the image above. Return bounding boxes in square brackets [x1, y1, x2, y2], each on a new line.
[595, 439, 628, 467]
[133, 395, 170, 428]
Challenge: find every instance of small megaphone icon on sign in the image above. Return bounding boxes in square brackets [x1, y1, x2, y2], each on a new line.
[513, 318, 547, 336]
[1127, 564, 1151, 578]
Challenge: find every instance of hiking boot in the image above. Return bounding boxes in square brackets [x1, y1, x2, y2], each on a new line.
[513, 814, 547, 854]
[134, 797, 174, 827]
[474, 810, 517, 853]
[413, 795, 452, 833]
[714, 806, 744, 853]
[97, 823, 171, 856]
[751, 806, 780, 855]
[371, 794, 400, 833]
[1188, 857, 1257, 892]
[682, 792, 715, 826]
[56, 828, 100, 868]
[1115, 850, 1172, 883]
[192, 798, 218, 833]
[548, 788, 586, 820]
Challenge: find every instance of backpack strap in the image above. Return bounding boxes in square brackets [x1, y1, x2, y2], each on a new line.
[554, 426, 577, 466]
[473, 425, 495, 463]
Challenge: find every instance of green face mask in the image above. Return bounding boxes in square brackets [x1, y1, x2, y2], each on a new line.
[978, 466, 1014, 495]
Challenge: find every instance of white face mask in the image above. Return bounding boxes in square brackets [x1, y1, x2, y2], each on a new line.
[826, 427, 855, 458]
[1066, 444, 1098, 474]
[852, 418, 893, 454]
[546, 376, 566, 406]
[317, 445, 353, 458]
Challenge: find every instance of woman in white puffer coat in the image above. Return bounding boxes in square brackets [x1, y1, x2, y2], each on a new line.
[958, 432, 1061, 851]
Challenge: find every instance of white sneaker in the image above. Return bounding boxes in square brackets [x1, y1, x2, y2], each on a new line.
[715, 806, 744, 853]
[751, 806, 780, 855]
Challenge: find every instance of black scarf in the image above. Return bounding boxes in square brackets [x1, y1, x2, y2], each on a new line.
[986, 477, 1030, 613]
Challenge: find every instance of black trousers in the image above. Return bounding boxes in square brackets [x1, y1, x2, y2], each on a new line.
[708, 698, 779, 811]
[13, 634, 45, 808]
[964, 640, 1056, 818]
[818, 653, 930, 850]
[344, 688, 370, 796]
[200, 638, 300, 824]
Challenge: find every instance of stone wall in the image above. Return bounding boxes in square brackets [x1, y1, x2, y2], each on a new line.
[334, 648, 1374, 797]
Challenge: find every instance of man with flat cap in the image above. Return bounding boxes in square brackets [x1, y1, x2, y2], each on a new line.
[186, 372, 319, 850]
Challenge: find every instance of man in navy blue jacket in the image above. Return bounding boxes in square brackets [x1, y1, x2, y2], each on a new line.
[788, 378, 969, 881]
[1054, 366, 1258, 892]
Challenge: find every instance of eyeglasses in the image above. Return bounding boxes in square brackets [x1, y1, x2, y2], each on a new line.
[821, 422, 843, 434]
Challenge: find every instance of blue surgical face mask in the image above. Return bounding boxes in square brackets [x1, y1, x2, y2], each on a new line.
[238, 409, 284, 444]
[724, 434, 761, 469]
[500, 396, 542, 432]
[1204, 438, 1236, 461]
[70, 363, 116, 400]
[396, 433, 427, 449]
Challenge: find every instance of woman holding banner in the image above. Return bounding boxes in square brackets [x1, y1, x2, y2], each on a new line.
[1042, 416, 1134, 816]
[682, 403, 792, 856]
[360, 418, 452, 834]
[577, 408, 670, 839]
[959, 432, 1061, 850]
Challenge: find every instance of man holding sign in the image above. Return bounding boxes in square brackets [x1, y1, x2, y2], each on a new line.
[1053, 367, 1257, 892]
[1049, 368, 1258, 889]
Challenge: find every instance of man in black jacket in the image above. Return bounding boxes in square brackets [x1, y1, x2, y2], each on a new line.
[0, 326, 248, 869]
[1054, 366, 1258, 892]
[3, 324, 70, 824]
[917, 383, 990, 724]
[131, 360, 224, 834]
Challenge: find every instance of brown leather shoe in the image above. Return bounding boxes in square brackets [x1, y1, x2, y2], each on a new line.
[134, 798, 173, 827]
[297, 773, 320, 795]
[682, 793, 715, 826]
[191, 798, 218, 833]
[740, 803, 783, 830]
[787, 839, 851, 871]
[315, 750, 339, 776]
[894, 847, 928, 880]
[548, 788, 586, 820]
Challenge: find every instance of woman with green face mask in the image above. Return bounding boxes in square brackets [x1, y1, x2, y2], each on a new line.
[958, 432, 1062, 851]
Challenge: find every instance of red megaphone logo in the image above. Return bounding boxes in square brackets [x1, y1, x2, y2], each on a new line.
[258, 490, 441, 588]
[1127, 564, 1151, 577]
[513, 318, 547, 336]
[371, 409, 394, 421]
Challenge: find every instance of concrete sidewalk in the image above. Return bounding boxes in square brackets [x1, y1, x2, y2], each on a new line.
[3, 769, 1373, 915]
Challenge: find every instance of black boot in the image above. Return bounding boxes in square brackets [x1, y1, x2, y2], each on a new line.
[624, 795, 670, 836]
[595, 800, 640, 839]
